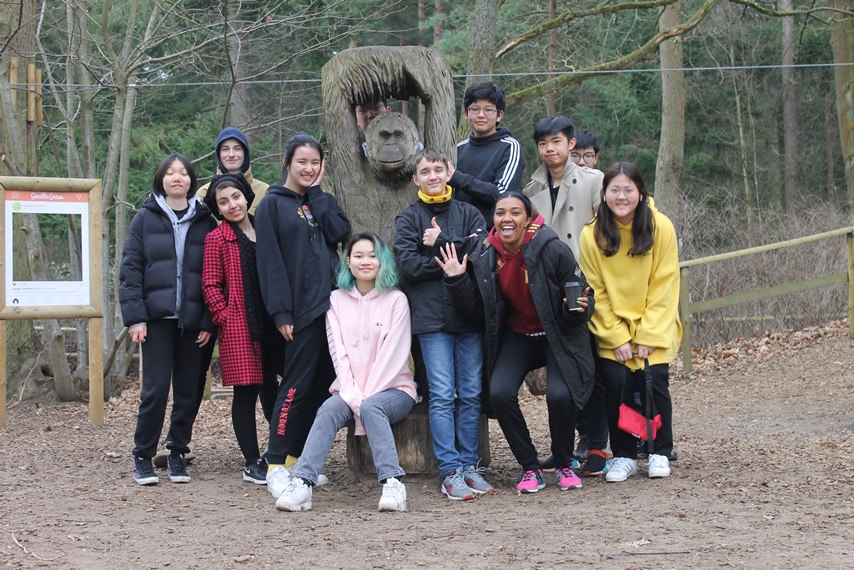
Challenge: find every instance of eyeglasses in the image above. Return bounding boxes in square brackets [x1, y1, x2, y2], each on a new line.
[606, 187, 637, 198]
[571, 152, 597, 161]
[467, 106, 498, 117]
[357, 104, 385, 116]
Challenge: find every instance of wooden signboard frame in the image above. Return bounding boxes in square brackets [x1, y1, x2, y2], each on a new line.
[0, 176, 104, 428]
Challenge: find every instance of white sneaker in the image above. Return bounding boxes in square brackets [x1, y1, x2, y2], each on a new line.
[605, 457, 638, 483]
[275, 478, 312, 511]
[316, 473, 329, 487]
[378, 478, 407, 512]
[266, 465, 291, 498]
[648, 454, 671, 478]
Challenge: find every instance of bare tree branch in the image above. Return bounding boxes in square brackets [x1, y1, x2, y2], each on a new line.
[507, 0, 722, 107]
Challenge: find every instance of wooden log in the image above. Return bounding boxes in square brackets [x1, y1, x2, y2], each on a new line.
[346, 401, 491, 476]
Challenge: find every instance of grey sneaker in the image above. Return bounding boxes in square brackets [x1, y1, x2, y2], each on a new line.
[275, 478, 312, 511]
[378, 477, 407, 512]
[462, 464, 494, 495]
[441, 470, 475, 501]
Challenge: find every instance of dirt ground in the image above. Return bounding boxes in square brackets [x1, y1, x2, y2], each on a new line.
[1, 322, 852, 569]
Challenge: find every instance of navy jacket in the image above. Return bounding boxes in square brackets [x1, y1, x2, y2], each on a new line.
[119, 195, 216, 331]
[254, 184, 350, 332]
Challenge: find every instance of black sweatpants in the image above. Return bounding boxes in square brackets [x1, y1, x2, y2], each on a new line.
[266, 316, 334, 465]
[490, 328, 578, 471]
[598, 358, 674, 459]
[133, 319, 204, 458]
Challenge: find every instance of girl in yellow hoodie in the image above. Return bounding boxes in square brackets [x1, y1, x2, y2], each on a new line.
[579, 162, 682, 483]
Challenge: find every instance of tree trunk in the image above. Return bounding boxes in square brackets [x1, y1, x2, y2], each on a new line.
[654, 1, 685, 218]
[825, 91, 837, 200]
[780, 0, 799, 209]
[732, 70, 753, 237]
[830, 0, 854, 214]
[433, 0, 443, 45]
[226, 3, 250, 128]
[545, 0, 557, 116]
[467, 0, 498, 81]
[0, 0, 60, 402]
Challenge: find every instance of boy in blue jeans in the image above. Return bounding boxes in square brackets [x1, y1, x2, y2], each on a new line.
[394, 148, 492, 500]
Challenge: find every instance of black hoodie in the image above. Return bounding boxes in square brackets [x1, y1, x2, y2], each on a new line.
[254, 184, 350, 332]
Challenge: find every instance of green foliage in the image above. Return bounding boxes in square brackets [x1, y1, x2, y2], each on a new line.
[31, 0, 848, 246]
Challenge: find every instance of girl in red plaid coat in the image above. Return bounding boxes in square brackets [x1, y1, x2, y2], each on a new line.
[202, 174, 278, 484]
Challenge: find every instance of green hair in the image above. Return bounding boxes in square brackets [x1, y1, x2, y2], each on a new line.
[336, 232, 399, 293]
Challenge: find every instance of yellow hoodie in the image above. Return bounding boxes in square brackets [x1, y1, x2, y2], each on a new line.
[579, 208, 682, 370]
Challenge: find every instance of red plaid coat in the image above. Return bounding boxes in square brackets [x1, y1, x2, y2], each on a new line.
[202, 223, 264, 386]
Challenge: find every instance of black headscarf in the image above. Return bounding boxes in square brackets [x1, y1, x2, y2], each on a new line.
[203, 173, 256, 221]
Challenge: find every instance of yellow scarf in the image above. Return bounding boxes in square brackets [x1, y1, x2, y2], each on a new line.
[418, 185, 453, 204]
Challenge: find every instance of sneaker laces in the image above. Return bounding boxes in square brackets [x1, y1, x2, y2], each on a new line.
[449, 470, 467, 486]
[519, 469, 539, 483]
[555, 467, 573, 479]
[170, 454, 186, 471]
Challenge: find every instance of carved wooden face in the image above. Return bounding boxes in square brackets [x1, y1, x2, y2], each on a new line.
[365, 112, 420, 175]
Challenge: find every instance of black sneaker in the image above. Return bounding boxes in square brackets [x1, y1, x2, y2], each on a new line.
[243, 457, 268, 485]
[581, 449, 610, 476]
[573, 436, 589, 461]
[133, 456, 159, 486]
[540, 455, 556, 473]
[167, 453, 191, 483]
[637, 440, 678, 461]
[637, 438, 649, 459]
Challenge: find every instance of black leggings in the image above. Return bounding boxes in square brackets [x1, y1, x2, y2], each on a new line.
[232, 373, 278, 464]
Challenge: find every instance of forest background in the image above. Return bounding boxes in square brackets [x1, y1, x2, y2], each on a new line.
[0, 0, 852, 403]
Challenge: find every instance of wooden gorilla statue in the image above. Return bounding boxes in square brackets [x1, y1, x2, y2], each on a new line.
[365, 112, 420, 187]
[321, 46, 456, 243]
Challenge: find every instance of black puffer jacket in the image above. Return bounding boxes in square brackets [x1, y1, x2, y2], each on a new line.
[444, 225, 596, 408]
[119, 194, 216, 331]
[394, 198, 486, 335]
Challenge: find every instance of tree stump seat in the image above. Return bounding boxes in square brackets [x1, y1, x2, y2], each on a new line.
[346, 401, 490, 481]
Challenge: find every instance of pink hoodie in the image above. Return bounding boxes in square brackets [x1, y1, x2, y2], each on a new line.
[326, 287, 418, 435]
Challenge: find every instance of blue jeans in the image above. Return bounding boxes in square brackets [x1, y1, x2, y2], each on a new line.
[291, 390, 414, 484]
[418, 331, 483, 477]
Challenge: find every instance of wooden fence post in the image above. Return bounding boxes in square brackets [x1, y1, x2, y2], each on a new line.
[679, 266, 692, 374]
[848, 232, 854, 340]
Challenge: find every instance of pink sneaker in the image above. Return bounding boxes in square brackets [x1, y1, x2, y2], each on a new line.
[555, 467, 582, 490]
[516, 469, 546, 494]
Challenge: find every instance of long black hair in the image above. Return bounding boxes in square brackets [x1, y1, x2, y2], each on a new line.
[280, 132, 323, 184]
[592, 162, 654, 257]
